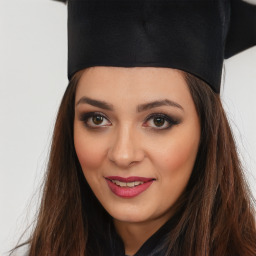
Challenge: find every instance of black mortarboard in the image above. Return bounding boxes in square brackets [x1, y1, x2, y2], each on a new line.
[55, 0, 256, 93]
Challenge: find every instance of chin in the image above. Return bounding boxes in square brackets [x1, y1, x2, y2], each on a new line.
[105, 204, 154, 223]
[113, 214, 150, 224]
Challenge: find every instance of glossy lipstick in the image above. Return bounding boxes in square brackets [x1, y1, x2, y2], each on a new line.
[105, 176, 155, 198]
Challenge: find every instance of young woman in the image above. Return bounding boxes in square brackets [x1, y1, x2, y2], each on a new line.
[10, 0, 256, 255]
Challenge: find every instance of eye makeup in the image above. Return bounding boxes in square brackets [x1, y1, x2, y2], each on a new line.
[143, 113, 180, 130]
[78, 111, 181, 131]
[78, 111, 111, 129]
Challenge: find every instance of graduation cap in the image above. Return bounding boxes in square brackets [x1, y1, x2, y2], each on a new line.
[55, 0, 256, 93]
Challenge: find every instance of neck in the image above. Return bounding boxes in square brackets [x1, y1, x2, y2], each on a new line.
[113, 213, 173, 256]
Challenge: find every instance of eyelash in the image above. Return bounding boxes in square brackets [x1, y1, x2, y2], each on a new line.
[78, 111, 179, 131]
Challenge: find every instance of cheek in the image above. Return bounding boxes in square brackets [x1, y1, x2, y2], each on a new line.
[150, 133, 199, 210]
[74, 128, 107, 171]
[163, 139, 198, 172]
[152, 129, 200, 186]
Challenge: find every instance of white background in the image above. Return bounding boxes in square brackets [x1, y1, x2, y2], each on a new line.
[0, 1, 255, 255]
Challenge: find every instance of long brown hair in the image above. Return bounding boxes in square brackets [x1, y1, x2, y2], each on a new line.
[10, 70, 256, 256]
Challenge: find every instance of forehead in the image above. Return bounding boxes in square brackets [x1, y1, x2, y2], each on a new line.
[75, 66, 191, 105]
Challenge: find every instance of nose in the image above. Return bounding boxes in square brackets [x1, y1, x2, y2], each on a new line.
[107, 125, 145, 168]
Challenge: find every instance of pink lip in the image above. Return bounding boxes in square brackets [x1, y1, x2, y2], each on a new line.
[105, 176, 155, 198]
[105, 176, 155, 182]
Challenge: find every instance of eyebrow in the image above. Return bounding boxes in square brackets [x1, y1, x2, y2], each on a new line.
[76, 96, 184, 112]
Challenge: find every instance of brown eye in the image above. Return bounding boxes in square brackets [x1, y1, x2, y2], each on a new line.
[79, 112, 111, 129]
[92, 115, 104, 125]
[144, 113, 179, 130]
[153, 117, 165, 127]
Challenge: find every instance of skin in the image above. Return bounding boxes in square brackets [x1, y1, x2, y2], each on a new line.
[74, 66, 200, 255]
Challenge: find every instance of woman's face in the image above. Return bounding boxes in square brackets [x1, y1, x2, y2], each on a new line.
[74, 67, 200, 224]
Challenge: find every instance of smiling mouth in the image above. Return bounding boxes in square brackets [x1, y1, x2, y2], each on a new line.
[105, 176, 156, 188]
[105, 176, 156, 198]
[107, 179, 145, 188]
